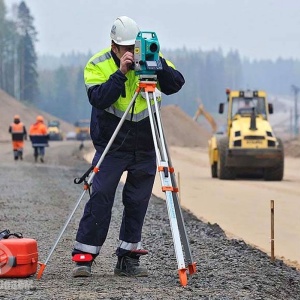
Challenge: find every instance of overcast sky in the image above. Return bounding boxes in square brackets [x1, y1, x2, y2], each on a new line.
[5, 0, 300, 60]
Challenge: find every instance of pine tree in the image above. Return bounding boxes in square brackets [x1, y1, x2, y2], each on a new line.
[0, 0, 18, 95]
[17, 1, 38, 103]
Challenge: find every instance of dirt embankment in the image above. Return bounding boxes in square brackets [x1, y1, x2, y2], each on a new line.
[0, 89, 75, 142]
[160, 105, 212, 147]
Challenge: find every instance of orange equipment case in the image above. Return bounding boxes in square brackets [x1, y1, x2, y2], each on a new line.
[0, 238, 38, 278]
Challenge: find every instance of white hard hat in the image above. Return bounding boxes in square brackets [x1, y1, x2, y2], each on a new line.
[110, 16, 140, 46]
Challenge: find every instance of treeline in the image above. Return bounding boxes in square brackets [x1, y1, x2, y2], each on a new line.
[36, 49, 242, 122]
[2, 0, 300, 124]
[37, 49, 300, 122]
[36, 49, 244, 122]
[163, 50, 300, 116]
[0, 0, 38, 103]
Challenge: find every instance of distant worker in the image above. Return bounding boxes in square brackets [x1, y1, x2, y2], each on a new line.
[71, 16, 185, 278]
[8, 115, 27, 160]
[29, 115, 49, 163]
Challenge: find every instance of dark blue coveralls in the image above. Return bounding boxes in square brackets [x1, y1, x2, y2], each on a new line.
[73, 50, 185, 258]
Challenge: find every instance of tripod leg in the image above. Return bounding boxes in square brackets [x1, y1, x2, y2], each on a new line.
[37, 190, 88, 279]
[165, 144, 197, 275]
[150, 102, 196, 275]
[144, 91, 188, 286]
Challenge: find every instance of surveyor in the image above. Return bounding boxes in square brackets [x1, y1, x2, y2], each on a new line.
[29, 115, 49, 163]
[72, 16, 185, 277]
[8, 115, 27, 160]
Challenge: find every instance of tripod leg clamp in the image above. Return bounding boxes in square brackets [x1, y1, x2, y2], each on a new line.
[161, 186, 179, 192]
[158, 166, 175, 177]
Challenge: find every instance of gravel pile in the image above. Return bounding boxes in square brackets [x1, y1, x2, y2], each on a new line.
[0, 142, 300, 300]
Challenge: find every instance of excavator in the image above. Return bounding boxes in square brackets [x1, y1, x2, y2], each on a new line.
[193, 103, 218, 134]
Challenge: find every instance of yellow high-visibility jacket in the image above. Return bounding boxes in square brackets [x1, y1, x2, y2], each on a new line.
[84, 48, 185, 152]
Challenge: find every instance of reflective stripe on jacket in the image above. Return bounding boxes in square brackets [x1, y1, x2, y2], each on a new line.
[29, 122, 49, 147]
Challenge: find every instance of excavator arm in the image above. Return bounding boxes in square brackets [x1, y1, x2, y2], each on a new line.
[193, 104, 217, 133]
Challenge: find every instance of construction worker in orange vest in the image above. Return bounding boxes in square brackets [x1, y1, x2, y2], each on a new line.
[29, 115, 49, 163]
[8, 115, 27, 160]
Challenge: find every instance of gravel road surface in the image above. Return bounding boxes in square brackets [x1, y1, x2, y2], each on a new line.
[0, 141, 300, 300]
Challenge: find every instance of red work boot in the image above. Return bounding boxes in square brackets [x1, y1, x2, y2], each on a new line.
[72, 253, 94, 277]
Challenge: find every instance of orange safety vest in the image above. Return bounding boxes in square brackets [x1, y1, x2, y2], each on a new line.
[29, 122, 48, 136]
[29, 121, 49, 147]
[9, 122, 26, 141]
